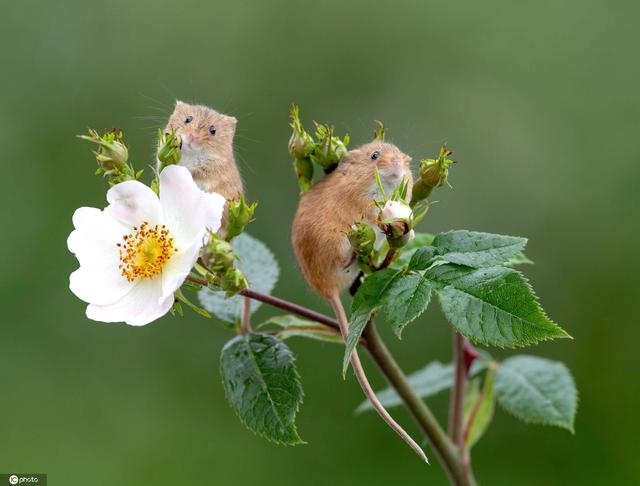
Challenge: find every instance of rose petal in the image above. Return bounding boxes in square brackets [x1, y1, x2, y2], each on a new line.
[70, 265, 133, 306]
[68, 207, 128, 270]
[105, 180, 162, 228]
[86, 277, 173, 326]
[160, 241, 201, 302]
[159, 165, 222, 246]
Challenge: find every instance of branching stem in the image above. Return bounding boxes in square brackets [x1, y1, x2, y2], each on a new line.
[186, 275, 475, 485]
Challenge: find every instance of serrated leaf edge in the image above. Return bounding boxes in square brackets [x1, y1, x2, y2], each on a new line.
[220, 335, 306, 446]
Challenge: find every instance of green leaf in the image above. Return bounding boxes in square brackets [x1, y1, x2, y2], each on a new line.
[432, 230, 527, 268]
[505, 251, 534, 266]
[429, 264, 569, 347]
[397, 232, 435, 265]
[408, 246, 438, 271]
[199, 233, 279, 323]
[463, 368, 495, 448]
[258, 315, 343, 344]
[220, 333, 305, 445]
[383, 273, 432, 338]
[356, 359, 488, 413]
[343, 268, 402, 376]
[494, 355, 577, 432]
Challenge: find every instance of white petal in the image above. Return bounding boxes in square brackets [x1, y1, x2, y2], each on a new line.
[86, 278, 173, 326]
[204, 192, 226, 233]
[67, 207, 127, 269]
[383, 200, 412, 220]
[70, 266, 133, 306]
[159, 165, 223, 246]
[105, 180, 162, 228]
[160, 241, 201, 302]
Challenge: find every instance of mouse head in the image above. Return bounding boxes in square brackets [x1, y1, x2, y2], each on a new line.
[340, 141, 412, 195]
[164, 100, 236, 170]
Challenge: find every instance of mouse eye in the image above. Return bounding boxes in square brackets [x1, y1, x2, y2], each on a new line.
[371, 151, 380, 160]
[184, 115, 193, 124]
[209, 126, 216, 136]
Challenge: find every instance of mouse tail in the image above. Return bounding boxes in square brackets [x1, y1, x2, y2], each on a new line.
[328, 293, 429, 463]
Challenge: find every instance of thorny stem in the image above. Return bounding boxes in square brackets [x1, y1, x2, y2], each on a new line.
[185, 274, 475, 485]
[449, 331, 468, 450]
[363, 323, 476, 486]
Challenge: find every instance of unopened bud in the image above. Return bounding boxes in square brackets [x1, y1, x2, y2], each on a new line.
[347, 222, 376, 259]
[226, 195, 257, 241]
[207, 235, 234, 271]
[222, 267, 248, 297]
[310, 122, 349, 173]
[157, 129, 181, 169]
[410, 145, 455, 206]
[382, 200, 413, 221]
[379, 200, 414, 248]
[294, 157, 314, 193]
[288, 104, 315, 159]
[78, 128, 129, 172]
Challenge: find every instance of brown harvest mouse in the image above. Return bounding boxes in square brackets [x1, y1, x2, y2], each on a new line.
[162, 100, 243, 201]
[292, 141, 427, 462]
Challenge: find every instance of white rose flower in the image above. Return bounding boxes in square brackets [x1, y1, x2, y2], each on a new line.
[382, 200, 413, 221]
[68, 165, 225, 326]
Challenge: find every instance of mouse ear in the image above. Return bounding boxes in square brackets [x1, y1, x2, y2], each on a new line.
[175, 100, 187, 108]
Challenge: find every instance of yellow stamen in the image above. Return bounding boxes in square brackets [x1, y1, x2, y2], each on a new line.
[118, 221, 177, 282]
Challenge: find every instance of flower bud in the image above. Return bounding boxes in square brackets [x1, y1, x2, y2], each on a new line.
[294, 156, 314, 193]
[347, 222, 376, 259]
[226, 195, 257, 241]
[382, 200, 413, 221]
[288, 104, 315, 159]
[378, 200, 414, 248]
[157, 129, 181, 169]
[310, 122, 349, 173]
[222, 267, 249, 297]
[373, 120, 386, 141]
[207, 235, 235, 271]
[78, 128, 129, 172]
[410, 145, 455, 206]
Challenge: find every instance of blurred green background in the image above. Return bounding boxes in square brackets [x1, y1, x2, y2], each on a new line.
[2, 0, 638, 484]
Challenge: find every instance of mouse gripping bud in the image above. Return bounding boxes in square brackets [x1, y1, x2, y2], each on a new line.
[410, 144, 455, 206]
[310, 122, 349, 173]
[157, 129, 182, 170]
[226, 195, 257, 241]
[347, 221, 377, 271]
[378, 200, 416, 249]
[78, 128, 135, 184]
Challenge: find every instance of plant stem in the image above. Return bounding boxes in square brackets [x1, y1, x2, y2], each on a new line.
[362, 322, 476, 486]
[186, 276, 340, 331]
[449, 331, 467, 450]
[188, 275, 474, 484]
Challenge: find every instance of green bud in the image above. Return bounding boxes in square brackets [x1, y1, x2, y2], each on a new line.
[207, 235, 235, 271]
[222, 267, 248, 297]
[226, 195, 257, 241]
[78, 128, 129, 171]
[410, 144, 455, 206]
[78, 128, 138, 185]
[309, 122, 349, 173]
[157, 129, 181, 170]
[347, 222, 376, 259]
[373, 120, 386, 141]
[294, 156, 314, 193]
[288, 104, 315, 159]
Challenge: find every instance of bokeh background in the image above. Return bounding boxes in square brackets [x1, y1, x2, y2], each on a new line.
[2, 0, 639, 484]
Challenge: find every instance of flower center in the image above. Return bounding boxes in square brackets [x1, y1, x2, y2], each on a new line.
[118, 222, 177, 282]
